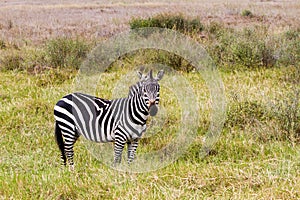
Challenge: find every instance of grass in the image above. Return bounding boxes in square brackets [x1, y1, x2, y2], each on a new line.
[0, 65, 299, 199]
[1, 1, 300, 199]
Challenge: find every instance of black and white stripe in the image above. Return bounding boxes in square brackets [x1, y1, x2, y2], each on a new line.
[54, 70, 164, 169]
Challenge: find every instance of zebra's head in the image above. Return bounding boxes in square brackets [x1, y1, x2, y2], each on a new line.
[137, 70, 164, 116]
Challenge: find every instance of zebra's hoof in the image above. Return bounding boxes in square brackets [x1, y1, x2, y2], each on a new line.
[69, 165, 75, 171]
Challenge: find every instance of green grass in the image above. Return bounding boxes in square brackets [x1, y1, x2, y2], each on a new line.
[0, 10, 299, 199]
[0, 65, 299, 199]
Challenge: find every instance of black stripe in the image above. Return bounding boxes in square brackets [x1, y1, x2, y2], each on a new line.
[54, 110, 74, 126]
[128, 98, 146, 125]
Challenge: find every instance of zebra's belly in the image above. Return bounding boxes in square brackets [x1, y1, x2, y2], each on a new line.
[75, 125, 115, 143]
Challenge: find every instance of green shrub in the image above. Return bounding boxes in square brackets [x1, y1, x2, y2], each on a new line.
[109, 48, 194, 72]
[128, 16, 299, 71]
[208, 26, 277, 70]
[225, 100, 271, 128]
[0, 40, 6, 49]
[284, 29, 299, 40]
[206, 21, 226, 36]
[241, 9, 253, 17]
[0, 47, 48, 72]
[0, 52, 24, 71]
[271, 67, 300, 142]
[45, 37, 90, 69]
[277, 29, 300, 66]
[23, 48, 47, 72]
[271, 92, 300, 143]
[129, 13, 204, 34]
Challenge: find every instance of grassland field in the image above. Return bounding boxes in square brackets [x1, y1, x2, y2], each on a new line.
[0, 1, 300, 199]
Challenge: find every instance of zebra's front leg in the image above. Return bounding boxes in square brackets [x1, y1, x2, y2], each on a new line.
[127, 139, 139, 164]
[113, 135, 127, 166]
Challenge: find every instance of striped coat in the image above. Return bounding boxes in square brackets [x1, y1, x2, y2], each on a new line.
[54, 70, 164, 169]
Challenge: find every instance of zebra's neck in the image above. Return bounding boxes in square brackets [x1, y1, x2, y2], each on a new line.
[127, 91, 149, 123]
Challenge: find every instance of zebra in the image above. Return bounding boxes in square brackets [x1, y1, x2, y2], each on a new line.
[54, 70, 164, 169]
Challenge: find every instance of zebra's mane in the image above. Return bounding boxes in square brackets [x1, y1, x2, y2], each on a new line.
[128, 81, 142, 98]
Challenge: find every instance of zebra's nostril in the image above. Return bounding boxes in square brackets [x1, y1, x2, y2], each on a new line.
[149, 100, 155, 105]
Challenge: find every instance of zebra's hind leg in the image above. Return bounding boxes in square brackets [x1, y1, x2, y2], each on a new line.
[127, 139, 139, 164]
[54, 122, 67, 167]
[63, 133, 79, 171]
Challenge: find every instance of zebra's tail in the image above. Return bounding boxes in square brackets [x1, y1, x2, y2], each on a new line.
[54, 122, 66, 166]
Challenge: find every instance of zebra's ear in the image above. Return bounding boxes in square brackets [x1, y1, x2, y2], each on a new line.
[137, 71, 143, 79]
[149, 69, 153, 80]
[137, 66, 146, 80]
[156, 70, 164, 81]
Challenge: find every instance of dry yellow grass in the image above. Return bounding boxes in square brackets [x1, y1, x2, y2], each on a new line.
[0, 0, 299, 45]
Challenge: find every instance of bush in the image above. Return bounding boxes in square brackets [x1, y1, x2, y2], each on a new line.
[0, 48, 48, 72]
[45, 37, 90, 69]
[0, 40, 6, 49]
[0, 38, 91, 72]
[284, 29, 299, 40]
[0, 52, 24, 71]
[225, 100, 271, 128]
[277, 29, 300, 66]
[128, 17, 298, 71]
[241, 9, 253, 17]
[109, 48, 194, 72]
[208, 26, 277, 70]
[206, 21, 226, 36]
[271, 92, 300, 143]
[129, 13, 204, 34]
[271, 67, 300, 142]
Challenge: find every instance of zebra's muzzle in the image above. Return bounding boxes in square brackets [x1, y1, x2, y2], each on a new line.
[149, 104, 158, 116]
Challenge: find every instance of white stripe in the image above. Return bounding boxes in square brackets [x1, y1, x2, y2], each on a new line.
[95, 114, 102, 142]
[55, 116, 75, 129]
[76, 94, 97, 141]
[72, 94, 94, 141]
[54, 105, 76, 122]
[62, 95, 89, 140]
[59, 125, 75, 137]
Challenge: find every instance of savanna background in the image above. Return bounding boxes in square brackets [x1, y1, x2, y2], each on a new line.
[0, 0, 299, 199]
